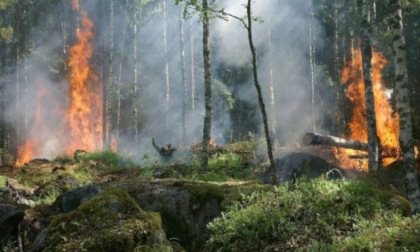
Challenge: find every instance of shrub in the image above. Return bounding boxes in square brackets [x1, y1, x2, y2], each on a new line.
[205, 177, 417, 252]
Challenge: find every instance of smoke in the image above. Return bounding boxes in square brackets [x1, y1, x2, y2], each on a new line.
[1, 0, 330, 163]
[212, 0, 327, 145]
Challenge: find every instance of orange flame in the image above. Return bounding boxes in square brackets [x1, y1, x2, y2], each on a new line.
[16, 87, 55, 166]
[65, 0, 103, 154]
[16, 0, 102, 166]
[336, 48, 400, 170]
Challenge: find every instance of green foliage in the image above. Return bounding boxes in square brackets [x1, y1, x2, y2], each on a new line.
[53, 154, 73, 164]
[205, 178, 417, 251]
[212, 78, 234, 110]
[0, 175, 6, 187]
[190, 152, 253, 182]
[308, 214, 420, 252]
[79, 150, 134, 168]
[0, 26, 13, 42]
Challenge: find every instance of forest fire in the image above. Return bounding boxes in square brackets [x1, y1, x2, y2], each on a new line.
[335, 48, 400, 170]
[65, 0, 103, 154]
[16, 0, 102, 165]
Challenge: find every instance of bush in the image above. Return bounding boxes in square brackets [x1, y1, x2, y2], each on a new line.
[205, 177, 418, 252]
[79, 150, 134, 168]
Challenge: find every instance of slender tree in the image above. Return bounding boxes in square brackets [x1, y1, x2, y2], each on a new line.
[201, 0, 212, 173]
[220, 0, 277, 183]
[190, 19, 196, 114]
[389, 0, 420, 213]
[309, 0, 317, 133]
[267, 18, 277, 147]
[131, 5, 139, 143]
[163, 0, 171, 131]
[105, 0, 115, 149]
[116, 0, 129, 150]
[358, 0, 382, 172]
[179, 6, 188, 145]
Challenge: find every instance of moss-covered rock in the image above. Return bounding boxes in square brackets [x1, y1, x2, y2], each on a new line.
[36, 188, 172, 252]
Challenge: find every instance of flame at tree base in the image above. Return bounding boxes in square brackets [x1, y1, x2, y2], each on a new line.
[335, 48, 400, 171]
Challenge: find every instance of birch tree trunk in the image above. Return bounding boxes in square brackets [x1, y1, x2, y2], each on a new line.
[268, 18, 277, 145]
[132, 9, 139, 143]
[309, 0, 316, 133]
[179, 7, 188, 145]
[116, 0, 128, 150]
[14, 45, 20, 147]
[163, 0, 170, 131]
[389, 0, 420, 213]
[201, 0, 212, 173]
[358, 0, 382, 172]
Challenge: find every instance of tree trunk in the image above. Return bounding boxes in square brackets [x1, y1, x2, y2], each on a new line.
[132, 8, 139, 143]
[245, 0, 276, 184]
[201, 0, 212, 173]
[309, 0, 317, 133]
[105, 0, 114, 149]
[303, 132, 368, 151]
[179, 6, 187, 145]
[389, 0, 420, 213]
[23, 56, 28, 139]
[268, 18, 277, 145]
[358, 0, 382, 172]
[116, 0, 128, 150]
[303, 132, 399, 157]
[333, 0, 342, 135]
[163, 0, 170, 132]
[14, 45, 20, 148]
[190, 19, 196, 114]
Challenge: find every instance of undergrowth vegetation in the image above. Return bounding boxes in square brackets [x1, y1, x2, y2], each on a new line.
[205, 177, 418, 252]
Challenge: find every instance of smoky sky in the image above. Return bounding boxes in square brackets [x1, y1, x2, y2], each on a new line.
[1, 0, 329, 161]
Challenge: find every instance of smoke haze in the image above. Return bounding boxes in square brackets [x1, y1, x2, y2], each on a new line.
[1, 0, 330, 163]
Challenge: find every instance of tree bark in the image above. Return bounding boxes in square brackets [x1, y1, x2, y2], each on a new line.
[358, 0, 382, 172]
[105, 0, 114, 149]
[303, 132, 399, 157]
[163, 0, 170, 132]
[309, 0, 317, 133]
[131, 8, 139, 143]
[190, 19, 196, 114]
[201, 0, 212, 173]
[179, 6, 187, 145]
[245, 0, 276, 184]
[116, 0, 128, 150]
[268, 18, 277, 144]
[303, 132, 368, 151]
[389, 0, 420, 213]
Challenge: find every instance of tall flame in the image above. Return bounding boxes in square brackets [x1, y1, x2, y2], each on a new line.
[337, 48, 400, 170]
[16, 0, 102, 165]
[65, 0, 102, 154]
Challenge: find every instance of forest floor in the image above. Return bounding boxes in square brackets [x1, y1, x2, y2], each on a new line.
[0, 143, 420, 251]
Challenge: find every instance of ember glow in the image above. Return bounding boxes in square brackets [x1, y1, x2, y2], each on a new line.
[336, 48, 400, 170]
[16, 0, 102, 165]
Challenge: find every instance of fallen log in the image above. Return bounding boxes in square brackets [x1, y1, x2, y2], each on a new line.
[303, 133, 368, 151]
[303, 132, 400, 158]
